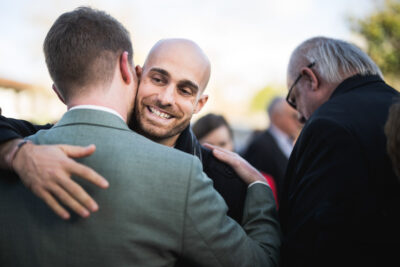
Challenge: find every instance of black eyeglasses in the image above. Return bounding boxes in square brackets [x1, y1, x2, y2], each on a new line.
[286, 62, 315, 109]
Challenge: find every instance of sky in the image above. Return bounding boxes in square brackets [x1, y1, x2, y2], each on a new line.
[0, 0, 378, 125]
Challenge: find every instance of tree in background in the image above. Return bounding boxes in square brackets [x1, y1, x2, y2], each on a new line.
[250, 85, 284, 113]
[351, 0, 400, 88]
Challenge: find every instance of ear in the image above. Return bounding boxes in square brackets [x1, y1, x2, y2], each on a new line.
[135, 65, 142, 81]
[194, 94, 209, 114]
[120, 51, 133, 85]
[301, 66, 319, 91]
[52, 84, 66, 104]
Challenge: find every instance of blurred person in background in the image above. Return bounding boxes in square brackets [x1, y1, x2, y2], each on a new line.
[280, 36, 400, 267]
[385, 98, 400, 180]
[243, 97, 301, 203]
[192, 113, 235, 151]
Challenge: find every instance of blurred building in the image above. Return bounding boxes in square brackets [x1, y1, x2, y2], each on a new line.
[0, 77, 64, 123]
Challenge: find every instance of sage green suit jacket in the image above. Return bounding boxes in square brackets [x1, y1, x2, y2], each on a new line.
[0, 109, 280, 267]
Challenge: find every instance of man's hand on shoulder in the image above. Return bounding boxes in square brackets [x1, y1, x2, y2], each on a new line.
[4, 140, 109, 220]
[203, 143, 268, 186]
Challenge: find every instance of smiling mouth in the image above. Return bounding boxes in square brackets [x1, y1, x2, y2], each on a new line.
[147, 106, 172, 119]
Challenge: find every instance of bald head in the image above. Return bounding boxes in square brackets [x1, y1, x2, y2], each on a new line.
[268, 97, 287, 118]
[144, 38, 211, 92]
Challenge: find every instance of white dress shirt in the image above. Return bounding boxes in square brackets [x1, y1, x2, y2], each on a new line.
[69, 105, 125, 121]
[269, 123, 294, 159]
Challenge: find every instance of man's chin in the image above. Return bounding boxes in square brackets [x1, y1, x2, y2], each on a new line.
[138, 123, 173, 140]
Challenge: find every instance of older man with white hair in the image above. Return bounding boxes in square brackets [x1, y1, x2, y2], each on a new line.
[279, 36, 400, 267]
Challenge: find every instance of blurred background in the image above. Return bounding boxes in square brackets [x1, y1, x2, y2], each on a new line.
[1, 0, 399, 149]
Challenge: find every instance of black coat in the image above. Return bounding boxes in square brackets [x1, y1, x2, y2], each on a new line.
[175, 126, 247, 223]
[243, 129, 289, 201]
[279, 74, 400, 267]
[0, 117, 247, 223]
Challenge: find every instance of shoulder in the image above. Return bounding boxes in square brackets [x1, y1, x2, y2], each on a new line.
[299, 116, 354, 147]
[200, 145, 238, 180]
[199, 145, 246, 188]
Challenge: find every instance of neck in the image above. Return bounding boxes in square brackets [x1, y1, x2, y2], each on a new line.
[67, 95, 129, 122]
[159, 134, 180, 147]
[134, 126, 180, 147]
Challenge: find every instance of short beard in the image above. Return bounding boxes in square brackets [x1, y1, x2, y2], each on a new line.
[130, 105, 189, 145]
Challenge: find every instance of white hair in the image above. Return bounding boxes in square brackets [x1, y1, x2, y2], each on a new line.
[289, 36, 383, 84]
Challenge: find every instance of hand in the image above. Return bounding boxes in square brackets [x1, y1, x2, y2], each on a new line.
[203, 143, 268, 186]
[12, 143, 109, 220]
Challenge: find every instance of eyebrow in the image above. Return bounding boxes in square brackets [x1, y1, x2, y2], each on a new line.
[178, 80, 199, 94]
[149, 67, 170, 78]
[149, 67, 199, 94]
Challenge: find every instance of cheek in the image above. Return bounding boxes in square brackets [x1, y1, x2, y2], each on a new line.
[179, 98, 197, 115]
[137, 84, 156, 103]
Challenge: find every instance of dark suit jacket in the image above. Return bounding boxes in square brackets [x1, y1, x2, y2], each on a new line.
[243, 129, 288, 201]
[176, 126, 247, 223]
[279, 74, 400, 267]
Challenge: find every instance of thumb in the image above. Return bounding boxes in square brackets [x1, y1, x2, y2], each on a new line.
[57, 144, 96, 158]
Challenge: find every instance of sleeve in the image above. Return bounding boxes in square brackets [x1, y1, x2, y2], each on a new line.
[0, 115, 53, 144]
[281, 118, 371, 267]
[180, 157, 281, 267]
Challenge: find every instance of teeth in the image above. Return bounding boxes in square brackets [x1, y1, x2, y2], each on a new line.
[149, 107, 171, 119]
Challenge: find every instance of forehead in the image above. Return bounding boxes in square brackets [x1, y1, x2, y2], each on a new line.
[144, 44, 209, 89]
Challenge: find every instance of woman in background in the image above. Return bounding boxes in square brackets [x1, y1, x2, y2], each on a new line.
[192, 113, 235, 152]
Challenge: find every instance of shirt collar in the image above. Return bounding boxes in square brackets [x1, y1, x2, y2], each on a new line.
[269, 123, 293, 158]
[69, 105, 125, 121]
[269, 123, 290, 142]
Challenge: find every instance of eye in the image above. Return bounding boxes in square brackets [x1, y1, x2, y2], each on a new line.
[291, 96, 296, 105]
[151, 75, 166, 85]
[179, 87, 193, 96]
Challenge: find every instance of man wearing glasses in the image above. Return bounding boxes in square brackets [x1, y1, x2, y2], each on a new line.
[279, 36, 400, 267]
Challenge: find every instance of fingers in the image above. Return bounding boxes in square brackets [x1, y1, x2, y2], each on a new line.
[58, 144, 109, 188]
[13, 143, 107, 220]
[202, 143, 217, 151]
[204, 143, 240, 167]
[33, 187, 70, 220]
[57, 174, 99, 213]
[50, 184, 90, 218]
[66, 160, 109, 189]
[204, 142, 266, 185]
[58, 144, 96, 158]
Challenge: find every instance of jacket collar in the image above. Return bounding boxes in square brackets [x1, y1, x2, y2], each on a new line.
[330, 74, 383, 100]
[53, 109, 131, 132]
[175, 125, 203, 160]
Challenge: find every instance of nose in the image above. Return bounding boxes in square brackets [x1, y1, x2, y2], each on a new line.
[158, 84, 175, 106]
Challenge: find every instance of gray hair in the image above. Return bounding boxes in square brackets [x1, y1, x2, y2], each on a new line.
[289, 36, 383, 84]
